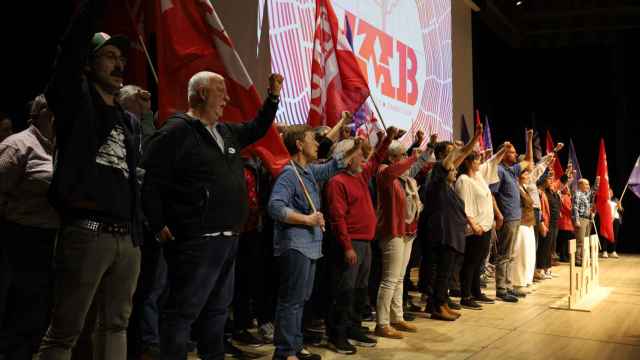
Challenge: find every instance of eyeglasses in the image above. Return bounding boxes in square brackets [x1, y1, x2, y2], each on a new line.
[97, 51, 127, 66]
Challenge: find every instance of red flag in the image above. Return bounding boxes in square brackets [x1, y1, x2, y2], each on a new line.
[308, 0, 370, 127]
[545, 131, 564, 179]
[475, 110, 485, 151]
[596, 139, 614, 242]
[157, 0, 289, 176]
[103, 0, 152, 88]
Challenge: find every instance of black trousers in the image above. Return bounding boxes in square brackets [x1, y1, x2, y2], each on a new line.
[433, 244, 456, 307]
[0, 222, 56, 360]
[327, 241, 372, 339]
[602, 219, 620, 253]
[233, 230, 262, 331]
[557, 230, 575, 261]
[460, 231, 491, 299]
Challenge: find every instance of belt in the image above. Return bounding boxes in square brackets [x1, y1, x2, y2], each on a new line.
[70, 219, 130, 235]
[203, 231, 237, 238]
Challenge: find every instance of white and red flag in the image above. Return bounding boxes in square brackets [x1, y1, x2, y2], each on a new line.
[308, 0, 370, 127]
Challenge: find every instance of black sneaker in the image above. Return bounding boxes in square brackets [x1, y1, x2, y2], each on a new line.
[328, 337, 357, 355]
[232, 330, 264, 347]
[472, 293, 495, 304]
[496, 292, 518, 303]
[296, 348, 323, 360]
[447, 298, 462, 310]
[403, 312, 416, 322]
[347, 328, 377, 348]
[460, 298, 483, 310]
[224, 338, 244, 357]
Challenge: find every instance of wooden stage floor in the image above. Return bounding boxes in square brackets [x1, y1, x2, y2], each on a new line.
[190, 254, 640, 360]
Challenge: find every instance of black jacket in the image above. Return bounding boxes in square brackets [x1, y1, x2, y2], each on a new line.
[141, 100, 278, 239]
[46, 0, 143, 245]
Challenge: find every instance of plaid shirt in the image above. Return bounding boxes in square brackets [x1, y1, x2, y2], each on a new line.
[573, 190, 591, 221]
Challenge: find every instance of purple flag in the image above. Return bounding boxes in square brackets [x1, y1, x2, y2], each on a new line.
[460, 114, 470, 143]
[483, 116, 493, 154]
[568, 139, 583, 193]
[628, 154, 640, 199]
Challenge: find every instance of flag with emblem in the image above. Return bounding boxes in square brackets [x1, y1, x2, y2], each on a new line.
[156, 0, 289, 176]
[596, 138, 614, 242]
[308, 0, 370, 127]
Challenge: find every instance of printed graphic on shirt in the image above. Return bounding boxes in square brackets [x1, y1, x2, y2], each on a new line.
[96, 124, 129, 179]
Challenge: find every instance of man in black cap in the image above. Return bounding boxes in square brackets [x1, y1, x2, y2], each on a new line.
[37, 1, 143, 359]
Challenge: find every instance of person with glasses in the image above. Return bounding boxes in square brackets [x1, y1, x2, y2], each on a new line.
[37, 1, 144, 359]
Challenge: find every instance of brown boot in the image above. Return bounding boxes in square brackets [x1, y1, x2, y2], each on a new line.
[430, 305, 457, 321]
[444, 303, 461, 318]
[390, 321, 418, 333]
[374, 325, 404, 339]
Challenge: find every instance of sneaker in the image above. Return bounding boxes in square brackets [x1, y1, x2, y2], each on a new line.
[390, 321, 418, 333]
[496, 292, 518, 303]
[510, 287, 527, 298]
[232, 330, 263, 347]
[403, 312, 416, 322]
[611, 251, 619, 259]
[449, 288, 462, 298]
[328, 337, 357, 355]
[447, 298, 462, 310]
[258, 322, 275, 344]
[347, 328, 377, 348]
[374, 325, 403, 339]
[472, 293, 495, 304]
[224, 338, 244, 357]
[460, 298, 483, 310]
[297, 348, 322, 360]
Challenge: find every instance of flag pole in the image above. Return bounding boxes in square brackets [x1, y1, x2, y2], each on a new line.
[619, 181, 629, 203]
[289, 160, 324, 231]
[125, 0, 159, 84]
[368, 95, 387, 131]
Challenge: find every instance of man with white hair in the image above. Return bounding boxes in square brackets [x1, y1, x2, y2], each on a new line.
[323, 129, 394, 354]
[141, 70, 283, 359]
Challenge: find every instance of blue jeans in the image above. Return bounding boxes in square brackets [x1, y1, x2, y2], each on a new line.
[274, 250, 316, 358]
[160, 235, 238, 360]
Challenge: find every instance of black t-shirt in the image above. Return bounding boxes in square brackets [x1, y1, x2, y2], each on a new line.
[424, 162, 467, 253]
[71, 105, 132, 222]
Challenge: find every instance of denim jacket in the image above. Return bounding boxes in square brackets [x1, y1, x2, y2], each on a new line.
[269, 157, 344, 259]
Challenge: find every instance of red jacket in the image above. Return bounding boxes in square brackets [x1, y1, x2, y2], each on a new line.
[558, 192, 574, 232]
[376, 155, 418, 239]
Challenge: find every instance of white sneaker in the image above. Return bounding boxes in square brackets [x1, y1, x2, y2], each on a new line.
[601, 251, 609, 258]
[611, 251, 619, 259]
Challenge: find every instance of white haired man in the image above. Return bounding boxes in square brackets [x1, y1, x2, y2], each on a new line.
[141, 70, 283, 359]
[572, 177, 599, 266]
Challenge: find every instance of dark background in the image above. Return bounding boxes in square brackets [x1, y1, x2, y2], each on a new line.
[1, 1, 638, 252]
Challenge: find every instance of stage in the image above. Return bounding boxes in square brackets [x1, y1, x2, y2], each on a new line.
[195, 254, 640, 359]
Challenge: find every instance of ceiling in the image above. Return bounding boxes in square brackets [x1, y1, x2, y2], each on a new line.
[474, 0, 640, 48]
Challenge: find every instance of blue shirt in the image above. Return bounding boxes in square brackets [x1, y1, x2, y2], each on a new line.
[268, 158, 344, 259]
[490, 163, 522, 222]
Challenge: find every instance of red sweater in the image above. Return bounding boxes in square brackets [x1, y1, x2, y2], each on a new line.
[558, 192, 574, 231]
[325, 137, 390, 251]
[376, 155, 418, 240]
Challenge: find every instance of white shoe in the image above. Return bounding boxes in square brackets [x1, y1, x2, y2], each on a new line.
[611, 251, 619, 258]
[601, 251, 609, 258]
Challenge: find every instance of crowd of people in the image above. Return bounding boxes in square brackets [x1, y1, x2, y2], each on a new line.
[0, 2, 625, 360]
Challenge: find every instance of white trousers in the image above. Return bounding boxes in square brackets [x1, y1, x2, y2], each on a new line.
[376, 236, 414, 326]
[511, 225, 536, 287]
